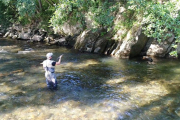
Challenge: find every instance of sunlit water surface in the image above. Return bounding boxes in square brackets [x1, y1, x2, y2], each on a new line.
[0, 38, 180, 120]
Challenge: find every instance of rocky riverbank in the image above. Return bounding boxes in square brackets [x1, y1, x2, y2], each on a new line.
[0, 23, 177, 60]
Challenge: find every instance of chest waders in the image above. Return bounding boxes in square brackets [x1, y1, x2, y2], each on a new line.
[44, 60, 57, 90]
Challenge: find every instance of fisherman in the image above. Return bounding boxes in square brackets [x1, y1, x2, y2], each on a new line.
[42, 53, 63, 90]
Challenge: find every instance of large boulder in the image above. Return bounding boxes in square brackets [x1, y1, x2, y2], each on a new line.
[17, 28, 31, 40]
[111, 7, 149, 58]
[3, 31, 10, 38]
[146, 32, 175, 57]
[18, 32, 31, 40]
[112, 26, 148, 58]
[30, 29, 47, 42]
[74, 29, 103, 52]
[93, 37, 109, 54]
[12, 24, 23, 31]
[49, 37, 68, 46]
[93, 31, 116, 55]
[66, 34, 79, 47]
[31, 35, 43, 42]
[59, 22, 83, 35]
[129, 28, 148, 58]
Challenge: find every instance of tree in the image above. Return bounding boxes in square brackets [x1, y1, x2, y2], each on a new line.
[127, 0, 180, 57]
[0, 0, 57, 28]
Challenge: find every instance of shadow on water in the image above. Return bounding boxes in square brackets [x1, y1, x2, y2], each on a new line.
[113, 59, 180, 120]
[1, 38, 180, 119]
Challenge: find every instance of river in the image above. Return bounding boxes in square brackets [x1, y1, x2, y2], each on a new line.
[0, 38, 180, 120]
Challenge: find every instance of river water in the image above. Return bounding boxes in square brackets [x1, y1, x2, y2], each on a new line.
[0, 38, 180, 120]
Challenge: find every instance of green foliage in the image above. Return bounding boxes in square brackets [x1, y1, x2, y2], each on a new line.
[114, 9, 136, 33]
[1, 0, 180, 58]
[170, 44, 178, 57]
[16, 0, 36, 16]
[88, 1, 117, 30]
[0, 0, 15, 27]
[0, 0, 36, 26]
[34, 1, 56, 31]
[0, 0, 11, 5]
[50, 0, 118, 33]
[127, 0, 180, 57]
[50, 0, 85, 33]
[100, 31, 106, 36]
[142, 2, 179, 41]
[0, 0, 55, 28]
[169, 51, 177, 57]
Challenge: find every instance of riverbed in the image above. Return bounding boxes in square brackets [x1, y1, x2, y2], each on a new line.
[0, 38, 180, 120]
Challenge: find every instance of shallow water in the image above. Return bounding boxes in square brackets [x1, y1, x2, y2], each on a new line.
[0, 38, 180, 120]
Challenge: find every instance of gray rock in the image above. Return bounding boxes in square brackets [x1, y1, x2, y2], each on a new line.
[0, 49, 8, 53]
[146, 32, 175, 57]
[18, 32, 31, 40]
[18, 48, 34, 54]
[74, 29, 103, 52]
[113, 26, 148, 58]
[31, 35, 43, 42]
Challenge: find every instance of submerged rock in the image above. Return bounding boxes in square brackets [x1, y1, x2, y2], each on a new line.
[0, 49, 8, 53]
[17, 48, 34, 54]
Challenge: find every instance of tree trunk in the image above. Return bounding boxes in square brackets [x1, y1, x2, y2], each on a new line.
[38, 0, 42, 11]
[44, 0, 54, 6]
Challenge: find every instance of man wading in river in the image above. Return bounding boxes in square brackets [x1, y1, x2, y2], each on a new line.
[42, 53, 63, 90]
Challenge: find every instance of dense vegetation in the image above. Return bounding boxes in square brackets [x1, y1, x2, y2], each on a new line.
[0, 0, 180, 57]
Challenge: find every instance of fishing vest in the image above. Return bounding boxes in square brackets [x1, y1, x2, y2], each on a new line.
[43, 59, 55, 73]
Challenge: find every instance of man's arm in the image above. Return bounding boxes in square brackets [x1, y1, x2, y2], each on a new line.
[56, 55, 63, 65]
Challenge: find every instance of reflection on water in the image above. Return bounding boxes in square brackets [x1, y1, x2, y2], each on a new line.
[1, 39, 180, 119]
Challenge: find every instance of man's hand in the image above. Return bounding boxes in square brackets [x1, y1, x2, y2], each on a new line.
[59, 54, 63, 58]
